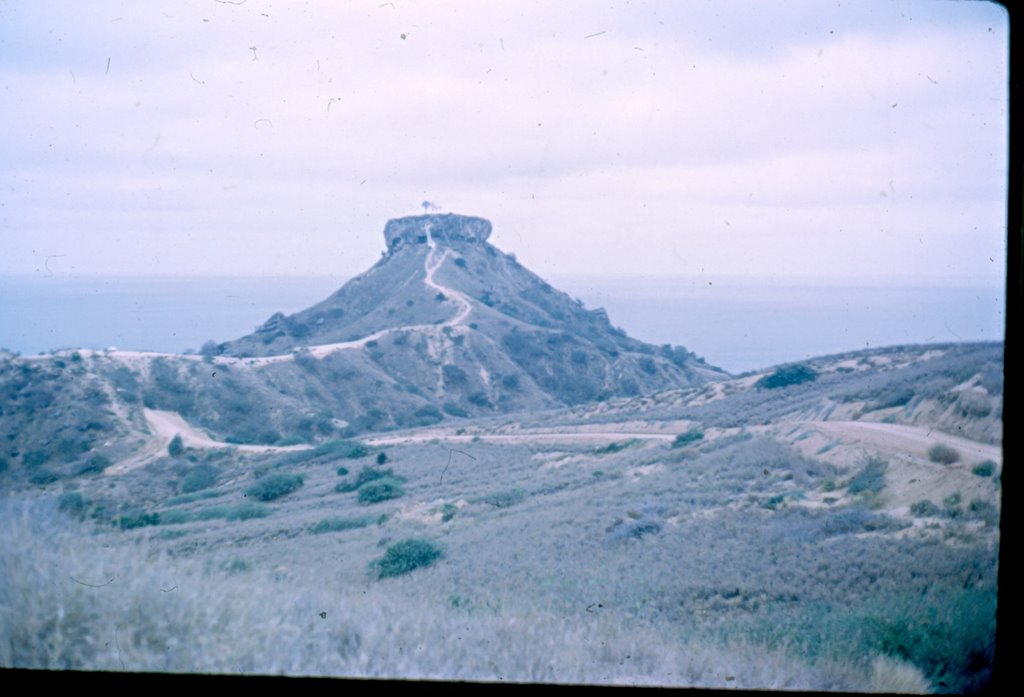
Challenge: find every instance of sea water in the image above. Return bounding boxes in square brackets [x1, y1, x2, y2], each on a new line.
[0, 275, 1005, 374]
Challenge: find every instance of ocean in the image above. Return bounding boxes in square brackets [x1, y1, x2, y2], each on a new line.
[0, 275, 1005, 374]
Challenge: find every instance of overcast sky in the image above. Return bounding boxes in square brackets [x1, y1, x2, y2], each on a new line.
[0, 0, 1009, 284]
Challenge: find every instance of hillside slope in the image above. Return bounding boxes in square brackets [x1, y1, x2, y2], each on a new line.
[0, 213, 725, 480]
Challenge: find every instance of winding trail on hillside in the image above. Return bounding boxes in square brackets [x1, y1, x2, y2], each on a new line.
[53, 231, 473, 369]
[104, 409, 315, 475]
[229, 231, 473, 366]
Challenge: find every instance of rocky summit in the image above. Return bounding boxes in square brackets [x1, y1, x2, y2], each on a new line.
[199, 212, 726, 434]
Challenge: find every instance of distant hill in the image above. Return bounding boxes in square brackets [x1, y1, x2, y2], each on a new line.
[0, 213, 727, 479]
[215, 212, 725, 412]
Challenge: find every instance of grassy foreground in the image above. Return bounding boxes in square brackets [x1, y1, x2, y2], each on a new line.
[0, 496, 929, 691]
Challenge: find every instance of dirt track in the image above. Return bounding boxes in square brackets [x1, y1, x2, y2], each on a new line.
[808, 420, 1000, 464]
[104, 409, 312, 475]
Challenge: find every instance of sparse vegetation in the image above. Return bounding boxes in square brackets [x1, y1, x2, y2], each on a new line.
[478, 488, 527, 508]
[310, 516, 373, 534]
[846, 456, 888, 496]
[0, 337, 1000, 690]
[910, 500, 941, 517]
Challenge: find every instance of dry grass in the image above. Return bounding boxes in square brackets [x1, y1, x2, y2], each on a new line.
[0, 495, 892, 689]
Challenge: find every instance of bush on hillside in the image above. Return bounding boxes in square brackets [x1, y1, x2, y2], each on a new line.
[246, 473, 303, 502]
[928, 444, 960, 465]
[847, 456, 888, 496]
[756, 364, 817, 390]
[971, 461, 995, 477]
[76, 454, 111, 475]
[372, 538, 443, 579]
[337, 466, 399, 493]
[168, 435, 184, 458]
[309, 516, 373, 534]
[180, 464, 219, 494]
[910, 500, 941, 517]
[672, 430, 704, 448]
[357, 479, 405, 504]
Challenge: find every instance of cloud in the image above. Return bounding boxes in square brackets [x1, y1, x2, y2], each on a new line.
[0, 1, 1008, 282]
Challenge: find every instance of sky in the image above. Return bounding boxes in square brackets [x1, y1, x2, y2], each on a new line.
[0, 0, 1010, 285]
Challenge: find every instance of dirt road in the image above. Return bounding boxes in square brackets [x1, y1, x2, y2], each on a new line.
[808, 420, 1000, 464]
[104, 409, 312, 475]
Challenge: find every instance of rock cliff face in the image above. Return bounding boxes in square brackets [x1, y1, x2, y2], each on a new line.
[383, 213, 492, 251]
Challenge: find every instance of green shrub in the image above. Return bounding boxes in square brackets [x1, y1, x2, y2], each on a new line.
[847, 456, 888, 495]
[373, 538, 443, 579]
[310, 439, 369, 459]
[376, 452, 388, 465]
[858, 588, 996, 693]
[443, 403, 469, 418]
[336, 466, 349, 476]
[971, 460, 995, 477]
[410, 405, 443, 426]
[168, 434, 184, 457]
[58, 491, 88, 519]
[468, 390, 491, 407]
[755, 364, 817, 390]
[943, 492, 962, 509]
[357, 479, 405, 504]
[118, 511, 160, 530]
[76, 454, 110, 475]
[29, 469, 60, 486]
[310, 516, 373, 534]
[968, 499, 998, 527]
[337, 466, 398, 493]
[441, 503, 457, 522]
[56, 437, 90, 462]
[589, 440, 634, 456]
[927, 444, 960, 465]
[22, 450, 50, 469]
[442, 364, 468, 385]
[246, 473, 304, 502]
[180, 464, 218, 493]
[671, 429, 704, 448]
